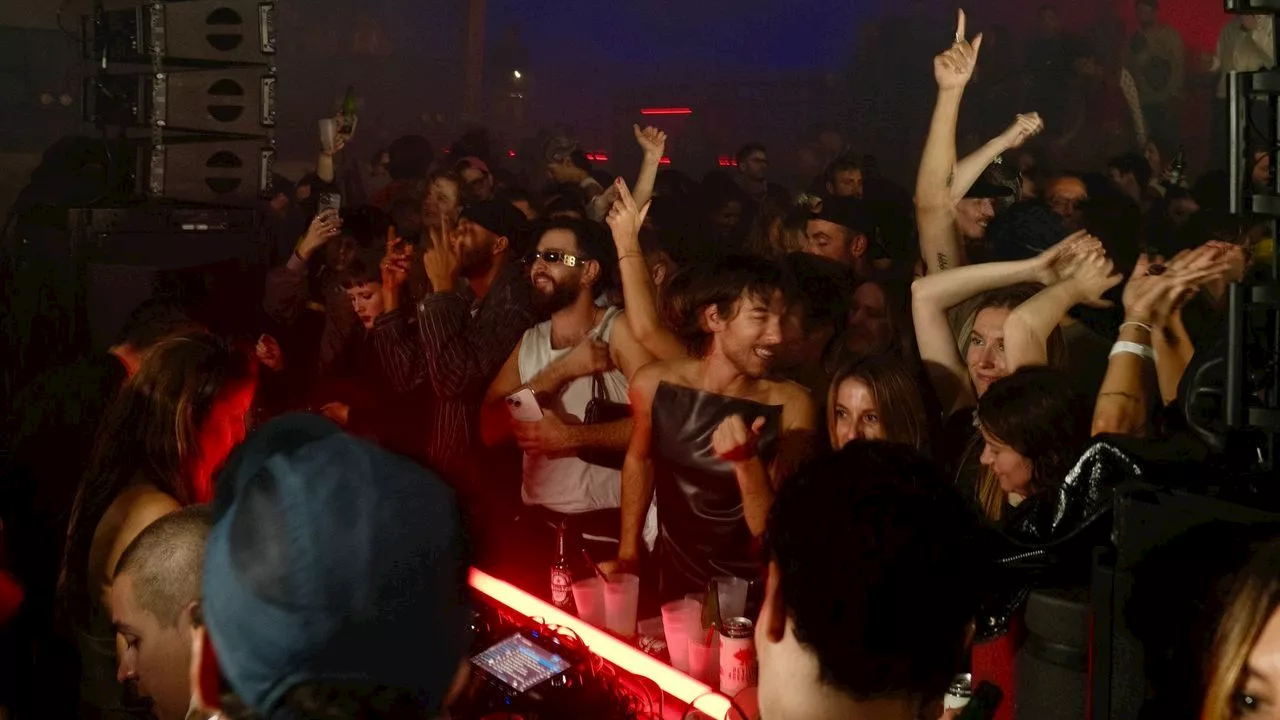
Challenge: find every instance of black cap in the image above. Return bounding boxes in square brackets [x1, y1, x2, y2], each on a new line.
[812, 196, 875, 237]
[964, 178, 1016, 200]
[462, 199, 530, 241]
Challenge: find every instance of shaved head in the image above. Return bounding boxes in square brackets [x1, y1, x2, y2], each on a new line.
[114, 505, 211, 627]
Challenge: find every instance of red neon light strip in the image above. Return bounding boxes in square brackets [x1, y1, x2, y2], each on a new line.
[640, 107, 693, 116]
[468, 568, 734, 719]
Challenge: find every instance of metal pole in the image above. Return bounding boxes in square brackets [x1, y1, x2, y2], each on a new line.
[1230, 71, 1242, 214]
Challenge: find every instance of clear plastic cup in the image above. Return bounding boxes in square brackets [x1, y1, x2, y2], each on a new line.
[661, 599, 701, 671]
[713, 576, 750, 620]
[603, 573, 640, 638]
[571, 577, 607, 627]
[688, 634, 719, 684]
[319, 118, 337, 153]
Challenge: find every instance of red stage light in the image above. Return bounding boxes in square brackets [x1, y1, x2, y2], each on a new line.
[640, 107, 693, 116]
[659, 157, 672, 165]
[586, 153, 610, 163]
[507, 149, 517, 158]
[468, 568, 734, 719]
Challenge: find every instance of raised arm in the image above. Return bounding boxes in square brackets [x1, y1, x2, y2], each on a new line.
[1092, 253, 1225, 436]
[1004, 243, 1121, 371]
[630, 125, 666, 211]
[951, 113, 1044, 205]
[917, 10, 983, 274]
[607, 179, 687, 361]
[912, 256, 1046, 417]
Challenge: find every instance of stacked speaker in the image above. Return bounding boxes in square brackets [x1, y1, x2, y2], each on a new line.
[82, 0, 278, 205]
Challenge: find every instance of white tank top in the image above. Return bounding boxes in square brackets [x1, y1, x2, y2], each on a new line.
[517, 307, 629, 514]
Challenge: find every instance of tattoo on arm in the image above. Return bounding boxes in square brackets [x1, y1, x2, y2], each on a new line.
[936, 253, 950, 271]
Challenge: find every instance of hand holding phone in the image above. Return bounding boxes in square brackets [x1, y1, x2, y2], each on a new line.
[505, 387, 543, 423]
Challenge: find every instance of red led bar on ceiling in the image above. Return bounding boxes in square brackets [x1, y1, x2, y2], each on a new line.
[640, 107, 693, 116]
[468, 568, 734, 719]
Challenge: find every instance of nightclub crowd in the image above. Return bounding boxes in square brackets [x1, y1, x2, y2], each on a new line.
[4, 2, 1280, 719]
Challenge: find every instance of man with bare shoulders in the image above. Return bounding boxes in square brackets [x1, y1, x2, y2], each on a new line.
[609, 256, 817, 602]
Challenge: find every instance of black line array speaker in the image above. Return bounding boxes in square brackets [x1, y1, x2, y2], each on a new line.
[83, 0, 278, 205]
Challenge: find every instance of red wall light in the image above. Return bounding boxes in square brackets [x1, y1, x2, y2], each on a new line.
[640, 107, 693, 116]
[586, 152, 610, 163]
[659, 157, 672, 165]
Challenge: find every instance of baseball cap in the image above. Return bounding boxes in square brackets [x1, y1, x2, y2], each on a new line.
[462, 199, 530, 241]
[812, 196, 875, 237]
[202, 413, 471, 718]
[965, 178, 1016, 200]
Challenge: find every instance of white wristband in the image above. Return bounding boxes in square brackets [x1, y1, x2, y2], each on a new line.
[1109, 341, 1155, 361]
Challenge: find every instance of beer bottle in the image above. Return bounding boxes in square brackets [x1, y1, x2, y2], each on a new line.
[550, 521, 575, 612]
[340, 86, 358, 134]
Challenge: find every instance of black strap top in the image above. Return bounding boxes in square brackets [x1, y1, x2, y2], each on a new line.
[650, 381, 782, 601]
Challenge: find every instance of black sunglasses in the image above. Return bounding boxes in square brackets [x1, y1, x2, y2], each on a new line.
[524, 250, 581, 267]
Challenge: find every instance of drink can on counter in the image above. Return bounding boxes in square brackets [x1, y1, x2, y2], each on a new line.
[944, 672, 972, 710]
[719, 617, 757, 697]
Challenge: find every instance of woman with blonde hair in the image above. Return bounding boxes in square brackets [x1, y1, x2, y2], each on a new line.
[1203, 538, 1280, 720]
[826, 355, 929, 453]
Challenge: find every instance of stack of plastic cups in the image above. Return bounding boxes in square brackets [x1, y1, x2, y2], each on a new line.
[661, 599, 702, 673]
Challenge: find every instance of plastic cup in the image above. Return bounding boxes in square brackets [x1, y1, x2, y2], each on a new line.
[713, 576, 750, 620]
[571, 577, 607, 627]
[603, 573, 640, 638]
[319, 118, 337, 153]
[661, 599, 701, 671]
[688, 635, 719, 684]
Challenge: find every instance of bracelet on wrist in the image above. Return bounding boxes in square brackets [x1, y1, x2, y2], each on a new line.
[1119, 320, 1153, 334]
[1109, 340, 1156, 361]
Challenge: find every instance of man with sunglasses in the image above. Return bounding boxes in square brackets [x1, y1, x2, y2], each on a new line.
[480, 219, 657, 584]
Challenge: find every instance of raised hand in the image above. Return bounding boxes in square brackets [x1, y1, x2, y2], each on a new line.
[934, 9, 984, 91]
[297, 209, 343, 259]
[380, 226, 411, 295]
[1000, 112, 1044, 150]
[712, 415, 766, 464]
[255, 334, 285, 372]
[1034, 230, 1103, 285]
[423, 215, 462, 293]
[605, 178, 651, 250]
[1122, 253, 1228, 327]
[634, 124, 667, 159]
[1066, 251, 1123, 308]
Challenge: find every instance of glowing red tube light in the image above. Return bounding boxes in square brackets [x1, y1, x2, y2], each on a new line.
[468, 568, 734, 719]
[640, 107, 693, 116]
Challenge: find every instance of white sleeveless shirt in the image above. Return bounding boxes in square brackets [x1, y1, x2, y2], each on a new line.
[517, 307, 629, 514]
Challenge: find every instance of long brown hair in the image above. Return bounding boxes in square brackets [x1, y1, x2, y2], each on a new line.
[826, 355, 929, 453]
[59, 332, 256, 625]
[1203, 540, 1280, 720]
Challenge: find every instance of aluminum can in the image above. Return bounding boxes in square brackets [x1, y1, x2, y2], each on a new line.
[944, 672, 973, 710]
[718, 617, 756, 697]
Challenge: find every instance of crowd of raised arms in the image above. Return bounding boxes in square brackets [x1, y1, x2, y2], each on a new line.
[3, 2, 1280, 720]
